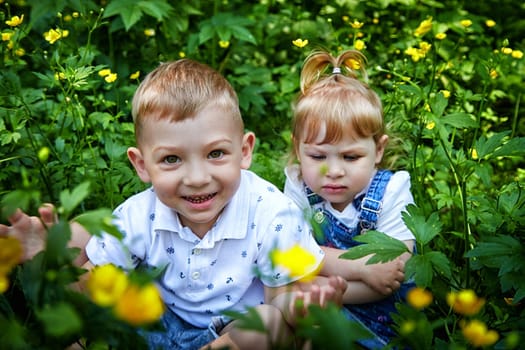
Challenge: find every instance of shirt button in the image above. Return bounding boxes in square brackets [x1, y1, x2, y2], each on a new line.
[193, 248, 201, 255]
[191, 271, 200, 280]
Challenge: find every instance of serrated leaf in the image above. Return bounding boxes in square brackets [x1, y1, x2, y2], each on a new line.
[402, 205, 442, 245]
[339, 230, 409, 264]
[59, 182, 90, 217]
[139, 0, 174, 21]
[474, 131, 511, 159]
[36, 302, 82, 337]
[492, 137, 525, 158]
[74, 209, 122, 239]
[442, 112, 478, 129]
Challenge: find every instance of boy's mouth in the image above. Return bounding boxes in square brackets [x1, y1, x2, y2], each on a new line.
[183, 193, 216, 203]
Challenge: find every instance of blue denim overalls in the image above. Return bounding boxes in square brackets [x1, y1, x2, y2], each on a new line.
[305, 170, 414, 349]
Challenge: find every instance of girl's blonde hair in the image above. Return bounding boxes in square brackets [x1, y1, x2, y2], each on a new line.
[291, 50, 385, 161]
[131, 59, 243, 145]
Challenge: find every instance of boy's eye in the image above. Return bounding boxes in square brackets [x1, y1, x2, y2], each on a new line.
[164, 155, 180, 164]
[208, 150, 224, 159]
[344, 155, 359, 161]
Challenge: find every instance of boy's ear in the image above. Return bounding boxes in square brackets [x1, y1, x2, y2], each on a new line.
[375, 134, 389, 165]
[127, 147, 151, 182]
[240, 132, 256, 169]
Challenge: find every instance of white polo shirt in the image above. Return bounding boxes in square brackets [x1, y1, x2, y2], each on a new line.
[86, 169, 324, 328]
[284, 165, 415, 242]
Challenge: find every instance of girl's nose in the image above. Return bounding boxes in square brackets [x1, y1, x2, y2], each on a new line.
[325, 159, 345, 178]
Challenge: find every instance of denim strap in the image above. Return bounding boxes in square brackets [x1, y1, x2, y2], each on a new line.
[354, 170, 393, 231]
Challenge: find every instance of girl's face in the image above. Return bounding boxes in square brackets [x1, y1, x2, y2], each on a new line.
[127, 104, 254, 238]
[298, 124, 388, 212]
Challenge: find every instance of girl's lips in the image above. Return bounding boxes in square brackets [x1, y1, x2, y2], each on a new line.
[322, 185, 347, 194]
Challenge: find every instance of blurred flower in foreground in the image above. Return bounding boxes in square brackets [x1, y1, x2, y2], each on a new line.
[6, 15, 24, 27]
[218, 40, 230, 48]
[407, 287, 433, 310]
[414, 17, 432, 37]
[292, 38, 309, 48]
[461, 319, 499, 347]
[435, 32, 447, 40]
[346, 58, 361, 70]
[460, 19, 473, 28]
[350, 20, 364, 29]
[485, 19, 496, 27]
[354, 39, 365, 51]
[87, 264, 129, 306]
[144, 28, 155, 37]
[0, 237, 23, 293]
[271, 244, 318, 281]
[511, 50, 523, 59]
[447, 289, 485, 316]
[114, 283, 165, 325]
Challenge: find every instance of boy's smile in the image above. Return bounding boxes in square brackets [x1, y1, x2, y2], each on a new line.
[127, 104, 254, 238]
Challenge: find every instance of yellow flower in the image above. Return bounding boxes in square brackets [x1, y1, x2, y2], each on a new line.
[15, 48, 25, 56]
[485, 19, 496, 27]
[419, 41, 431, 54]
[425, 121, 435, 130]
[424, 103, 431, 112]
[292, 38, 309, 48]
[98, 69, 111, 77]
[270, 244, 318, 281]
[63, 14, 72, 22]
[54, 72, 66, 80]
[435, 32, 447, 40]
[43, 28, 69, 44]
[440, 90, 451, 98]
[87, 264, 129, 307]
[512, 50, 523, 59]
[471, 148, 478, 160]
[130, 71, 140, 80]
[218, 40, 230, 48]
[342, 15, 349, 22]
[372, 18, 379, 24]
[346, 58, 361, 70]
[179, 51, 186, 58]
[1, 32, 13, 41]
[460, 19, 473, 27]
[354, 39, 365, 51]
[350, 20, 364, 29]
[114, 283, 165, 326]
[72, 12, 80, 18]
[0, 237, 23, 276]
[0, 275, 9, 293]
[501, 47, 513, 55]
[105, 73, 117, 83]
[407, 287, 433, 310]
[461, 319, 499, 347]
[414, 17, 432, 37]
[447, 289, 485, 316]
[144, 28, 155, 37]
[6, 15, 24, 27]
[489, 68, 498, 79]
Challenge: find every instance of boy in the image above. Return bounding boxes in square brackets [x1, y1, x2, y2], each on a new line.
[1, 59, 345, 350]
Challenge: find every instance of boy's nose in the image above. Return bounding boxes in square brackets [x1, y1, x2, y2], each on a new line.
[183, 162, 211, 186]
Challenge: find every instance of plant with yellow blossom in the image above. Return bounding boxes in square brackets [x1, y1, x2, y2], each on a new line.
[447, 289, 485, 316]
[270, 244, 319, 282]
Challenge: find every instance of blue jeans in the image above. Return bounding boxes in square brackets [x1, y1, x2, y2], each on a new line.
[142, 308, 230, 350]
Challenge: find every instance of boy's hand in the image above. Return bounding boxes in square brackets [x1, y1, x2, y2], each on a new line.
[361, 256, 405, 295]
[290, 275, 347, 318]
[0, 204, 55, 262]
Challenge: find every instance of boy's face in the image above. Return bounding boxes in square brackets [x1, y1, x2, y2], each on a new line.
[298, 123, 387, 212]
[128, 104, 255, 238]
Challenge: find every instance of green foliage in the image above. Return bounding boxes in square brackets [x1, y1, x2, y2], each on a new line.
[1, 0, 524, 348]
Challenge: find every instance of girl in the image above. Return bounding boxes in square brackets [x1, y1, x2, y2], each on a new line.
[284, 49, 415, 349]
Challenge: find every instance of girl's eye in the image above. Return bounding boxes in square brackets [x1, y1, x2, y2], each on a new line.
[309, 154, 326, 160]
[164, 155, 180, 164]
[208, 150, 224, 159]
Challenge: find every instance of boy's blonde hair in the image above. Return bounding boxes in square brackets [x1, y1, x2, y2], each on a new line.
[131, 59, 243, 144]
[291, 50, 384, 160]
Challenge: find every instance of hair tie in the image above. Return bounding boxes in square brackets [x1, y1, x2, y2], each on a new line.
[332, 67, 341, 74]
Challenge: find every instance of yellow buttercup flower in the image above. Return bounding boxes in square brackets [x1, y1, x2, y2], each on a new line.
[0, 237, 23, 276]
[501, 47, 513, 55]
[44, 28, 69, 44]
[346, 58, 361, 70]
[0, 275, 9, 293]
[2, 32, 13, 41]
[512, 50, 523, 59]
[414, 17, 432, 37]
[114, 283, 165, 326]
[485, 19, 496, 27]
[6, 15, 24, 27]
[440, 90, 451, 98]
[179, 51, 186, 58]
[435, 32, 447, 40]
[105, 73, 117, 83]
[144, 28, 155, 37]
[15, 48, 25, 56]
[98, 68, 111, 77]
[461, 319, 499, 347]
[354, 39, 365, 51]
[471, 148, 478, 160]
[407, 287, 433, 310]
[130, 71, 140, 80]
[292, 38, 309, 48]
[460, 19, 473, 27]
[350, 20, 364, 29]
[218, 40, 230, 48]
[270, 244, 318, 281]
[419, 41, 431, 54]
[425, 121, 435, 130]
[447, 289, 485, 316]
[489, 68, 498, 79]
[87, 264, 129, 307]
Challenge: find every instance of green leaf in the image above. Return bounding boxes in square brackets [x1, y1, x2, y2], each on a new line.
[405, 254, 433, 287]
[442, 112, 478, 129]
[474, 131, 511, 159]
[492, 137, 525, 158]
[59, 182, 91, 217]
[74, 209, 122, 239]
[339, 230, 409, 264]
[36, 302, 82, 337]
[222, 307, 267, 333]
[401, 205, 442, 245]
